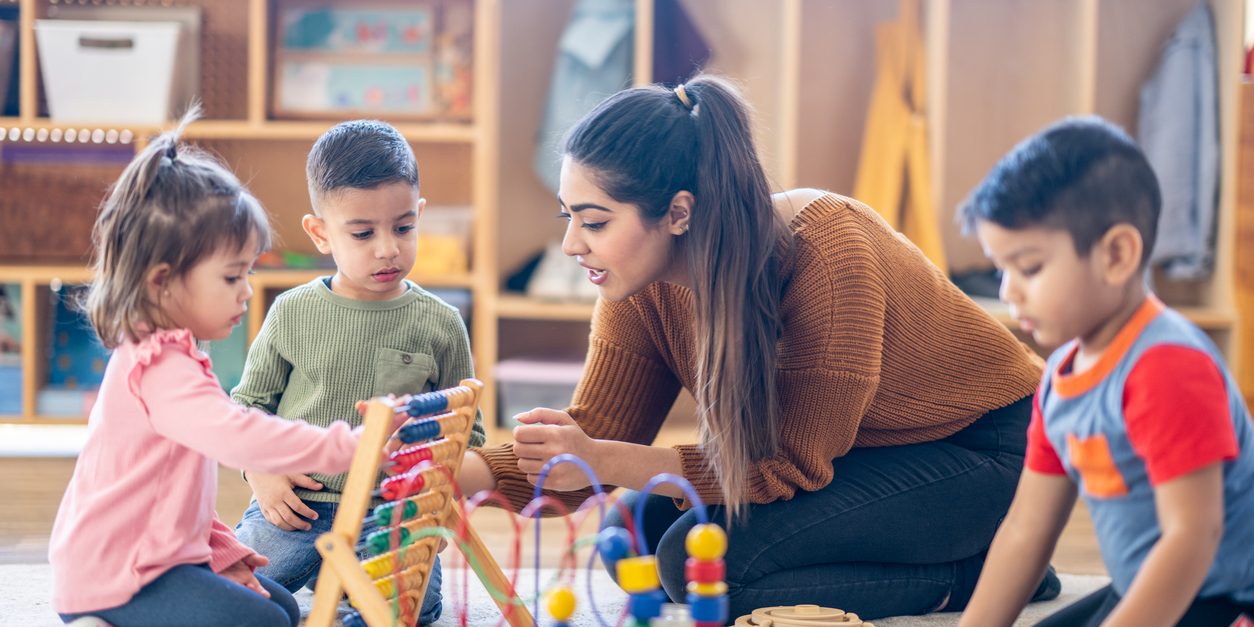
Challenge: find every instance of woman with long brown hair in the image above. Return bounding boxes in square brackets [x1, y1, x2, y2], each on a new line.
[459, 75, 1058, 620]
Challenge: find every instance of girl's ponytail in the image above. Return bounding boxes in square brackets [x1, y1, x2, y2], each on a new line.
[84, 104, 270, 348]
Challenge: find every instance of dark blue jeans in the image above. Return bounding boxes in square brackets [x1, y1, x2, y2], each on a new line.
[58, 563, 299, 626]
[602, 396, 1031, 622]
[234, 499, 443, 624]
[1038, 584, 1254, 627]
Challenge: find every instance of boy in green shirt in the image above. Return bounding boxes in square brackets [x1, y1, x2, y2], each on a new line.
[233, 120, 485, 624]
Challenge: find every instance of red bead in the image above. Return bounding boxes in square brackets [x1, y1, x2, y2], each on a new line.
[685, 557, 725, 583]
[389, 445, 434, 474]
[380, 471, 426, 501]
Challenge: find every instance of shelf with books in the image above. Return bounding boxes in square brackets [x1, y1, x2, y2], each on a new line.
[0, 117, 477, 143]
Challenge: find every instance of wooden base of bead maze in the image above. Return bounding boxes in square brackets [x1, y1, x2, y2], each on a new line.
[734, 605, 876, 626]
[306, 379, 535, 627]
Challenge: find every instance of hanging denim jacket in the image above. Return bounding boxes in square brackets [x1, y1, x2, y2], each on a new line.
[1138, 1, 1220, 280]
[532, 0, 635, 193]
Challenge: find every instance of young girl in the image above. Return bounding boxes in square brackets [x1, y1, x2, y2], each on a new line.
[50, 110, 377, 627]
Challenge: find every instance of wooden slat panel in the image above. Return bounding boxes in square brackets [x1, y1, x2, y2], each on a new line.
[1237, 80, 1254, 404]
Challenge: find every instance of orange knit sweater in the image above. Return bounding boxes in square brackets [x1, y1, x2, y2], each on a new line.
[478, 193, 1041, 510]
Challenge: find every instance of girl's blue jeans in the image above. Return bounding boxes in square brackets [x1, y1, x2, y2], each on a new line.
[59, 563, 299, 626]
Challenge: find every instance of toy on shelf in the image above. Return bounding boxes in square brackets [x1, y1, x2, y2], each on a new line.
[307, 379, 533, 627]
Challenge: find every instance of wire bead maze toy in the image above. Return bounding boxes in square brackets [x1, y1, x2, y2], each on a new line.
[518, 454, 727, 627]
[307, 379, 534, 627]
[305, 381, 873, 627]
[536, 455, 875, 627]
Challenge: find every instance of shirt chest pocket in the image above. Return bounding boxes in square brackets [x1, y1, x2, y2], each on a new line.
[372, 348, 438, 397]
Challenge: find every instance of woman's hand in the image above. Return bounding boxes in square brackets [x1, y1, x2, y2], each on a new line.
[219, 553, 270, 597]
[512, 408, 598, 490]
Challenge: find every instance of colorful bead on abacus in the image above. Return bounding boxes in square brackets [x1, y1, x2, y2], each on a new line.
[685, 524, 728, 627]
[372, 491, 445, 527]
[389, 444, 435, 473]
[547, 585, 576, 626]
[365, 525, 417, 555]
[377, 462, 452, 501]
[397, 416, 443, 443]
[617, 554, 668, 624]
[385, 439, 461, 477]
[406, 391, 450, 417]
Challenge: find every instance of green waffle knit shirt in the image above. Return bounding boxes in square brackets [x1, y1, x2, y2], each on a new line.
[232, 278, 486, 503]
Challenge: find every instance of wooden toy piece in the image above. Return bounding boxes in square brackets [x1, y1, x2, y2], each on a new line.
[307, 379, 535, 627]
[733, 605, 875, 627]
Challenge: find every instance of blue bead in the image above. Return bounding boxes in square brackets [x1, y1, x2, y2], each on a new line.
[628, 590, 667, 621]
[406, 392, 449, 417]
[596, 526, 633, 565]
[342, 612, 367, 627]
[399, 418, 441, 443]
[687, 594, 728, 624]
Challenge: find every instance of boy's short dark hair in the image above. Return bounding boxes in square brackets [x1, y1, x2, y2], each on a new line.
[306, 120, 418, 205]
[960, 116, 1161, 265]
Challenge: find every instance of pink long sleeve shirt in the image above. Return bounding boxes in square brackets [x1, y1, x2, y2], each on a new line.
[49, 329, 369, 614]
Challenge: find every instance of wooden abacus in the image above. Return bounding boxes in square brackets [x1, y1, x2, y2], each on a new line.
[307, 379, 535, 627]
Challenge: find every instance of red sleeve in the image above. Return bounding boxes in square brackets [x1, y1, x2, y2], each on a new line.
[1026, 389, 1067, 475]
[1123, 345, 1238, 486]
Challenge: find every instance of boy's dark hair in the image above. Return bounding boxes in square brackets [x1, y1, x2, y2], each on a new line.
[306, 120, 418, 208]
[960, 116, 1161, 265]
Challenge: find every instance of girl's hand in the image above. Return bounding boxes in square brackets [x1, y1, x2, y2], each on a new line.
[512, 408, 597, 490]
[220, 554, 270, 597]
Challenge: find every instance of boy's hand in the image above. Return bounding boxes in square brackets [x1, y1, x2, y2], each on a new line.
[247, 472, 324, 531]
[220, 553, 270, 597]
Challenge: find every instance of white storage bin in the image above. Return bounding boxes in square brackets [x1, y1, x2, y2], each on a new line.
[494, 357, 585, 428]
[35, 20, 183, 125]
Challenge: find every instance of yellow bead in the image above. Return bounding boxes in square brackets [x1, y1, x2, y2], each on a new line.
[615, 555, 660, 594]
[546, 585, 576, 622]
[686, 580, 728, 596]
[685, 524, 727, 560]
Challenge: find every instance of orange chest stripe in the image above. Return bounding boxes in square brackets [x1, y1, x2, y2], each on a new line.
[1066, 433, 1129, 498]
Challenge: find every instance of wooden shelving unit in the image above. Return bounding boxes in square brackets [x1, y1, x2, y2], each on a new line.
[0, 0, 508, 436]
[1237, 79, 1253, 407]
[0, 117, 479, 143]
[1, 0, 1247, 437]
[492, 0, 1246, 408]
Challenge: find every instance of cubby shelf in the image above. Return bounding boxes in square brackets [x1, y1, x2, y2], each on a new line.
[2, 0, 1246, 440]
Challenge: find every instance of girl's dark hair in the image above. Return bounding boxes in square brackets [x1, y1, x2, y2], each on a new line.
[84, 105, 272, 348]
[564, 75, 789, 516]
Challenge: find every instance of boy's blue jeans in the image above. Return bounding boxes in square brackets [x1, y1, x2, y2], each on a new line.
[59, 563, 300, 626]
[235, 499, 443, 624]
